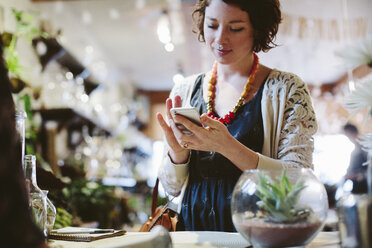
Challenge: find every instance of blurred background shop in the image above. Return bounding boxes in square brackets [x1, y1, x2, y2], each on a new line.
[1, 0, 371, 231]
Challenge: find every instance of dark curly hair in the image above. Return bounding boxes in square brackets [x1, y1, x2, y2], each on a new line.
[192, 0, 281, 53]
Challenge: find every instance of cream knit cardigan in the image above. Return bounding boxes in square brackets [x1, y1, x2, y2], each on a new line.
[158, 69, 318, 211]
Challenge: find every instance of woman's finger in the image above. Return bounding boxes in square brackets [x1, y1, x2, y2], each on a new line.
[173, 114, 202, 136]
[200, 113, 222, 129]
[174, 95, 182, 108]
[169, 117, 195, 145]
[165, 98, 174, 120]
[157, 112, 170, 131]
[169, 117, 185, 139]
[157, 113, 180, 146]
[157, 113, 176, 142]
[156, 113, 178, 140]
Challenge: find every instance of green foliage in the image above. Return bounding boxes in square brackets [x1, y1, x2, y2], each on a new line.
[3, 8, 47, 77]
[53, 178, 120, 228]
[11, 9, 47, 41]
[255, 170, 311, 223]
[5, 37, 23, 77]
[54, 207, 73, 229]
[3, 9, 47, 161]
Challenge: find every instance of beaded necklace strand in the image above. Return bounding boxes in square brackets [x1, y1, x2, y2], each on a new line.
[206, 53, 259, 125]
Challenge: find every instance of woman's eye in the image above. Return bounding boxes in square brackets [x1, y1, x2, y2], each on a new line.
[231, 27, 244, 32]
[207, 24, 217, 29]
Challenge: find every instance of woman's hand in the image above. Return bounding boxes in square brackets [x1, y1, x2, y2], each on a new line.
[157, 97, 258, 170]
[156, 95, 190, 164]
[173, 113, 259, 170]
[172, 112, 234, 154]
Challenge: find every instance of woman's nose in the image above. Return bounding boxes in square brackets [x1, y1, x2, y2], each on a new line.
[216, 26, 228, 45]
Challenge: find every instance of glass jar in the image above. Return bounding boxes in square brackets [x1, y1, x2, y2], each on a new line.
[42, 190, 57, 235]
[231, 168, 328, 248]
[25, 155, 47, 236]
[15, 108, 27, 171]
[336, 177, 372, 248]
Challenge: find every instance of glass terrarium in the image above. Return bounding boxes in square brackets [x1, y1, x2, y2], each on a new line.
[231, 168, 328, 248]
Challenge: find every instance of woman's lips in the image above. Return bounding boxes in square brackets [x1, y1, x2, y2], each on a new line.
[216, 48, 232, 56]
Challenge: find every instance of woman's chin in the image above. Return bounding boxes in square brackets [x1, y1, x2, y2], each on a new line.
[214, 56, 232, 65]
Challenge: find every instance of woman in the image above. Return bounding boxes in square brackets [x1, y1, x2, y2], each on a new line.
[0, 39, 48, 247]
[156, 0, 317, 231]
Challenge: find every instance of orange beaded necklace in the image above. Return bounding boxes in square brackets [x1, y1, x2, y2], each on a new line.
[207, 53, 259, 125]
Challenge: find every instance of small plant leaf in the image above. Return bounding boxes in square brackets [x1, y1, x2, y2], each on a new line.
[254, 169, 311, 223]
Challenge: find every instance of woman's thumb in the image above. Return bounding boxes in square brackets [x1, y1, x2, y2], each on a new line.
[200, 113, 220, 127]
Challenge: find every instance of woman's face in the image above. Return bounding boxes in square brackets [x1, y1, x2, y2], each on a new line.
[203, 0, 254, 65]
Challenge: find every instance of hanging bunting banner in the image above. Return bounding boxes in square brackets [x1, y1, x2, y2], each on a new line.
[280, 13, 369, 41]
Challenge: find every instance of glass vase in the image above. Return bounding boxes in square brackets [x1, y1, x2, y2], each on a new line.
[15, 108, 27, 171]
[25, 155, 47, 236]
[337, 192, 372, 247]
[42, 190, 57, 235]
[231, 168, 328, 248]
[336, 157, 372, 248]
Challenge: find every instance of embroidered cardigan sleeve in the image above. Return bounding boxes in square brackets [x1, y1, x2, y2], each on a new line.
[158, 74, 198, 196]
[258, 70, 317, 169]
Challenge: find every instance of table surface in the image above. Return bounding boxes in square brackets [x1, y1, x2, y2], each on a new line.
[48, 230, 340, 248]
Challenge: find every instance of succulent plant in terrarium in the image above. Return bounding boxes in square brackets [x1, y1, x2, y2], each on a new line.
[255, 169, 312, 223]
[231, 168, 328, 247]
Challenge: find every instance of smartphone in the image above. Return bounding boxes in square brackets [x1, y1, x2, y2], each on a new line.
[170, 107, 201, 135]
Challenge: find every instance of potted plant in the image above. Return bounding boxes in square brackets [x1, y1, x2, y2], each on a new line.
[231, 168, 328, 248]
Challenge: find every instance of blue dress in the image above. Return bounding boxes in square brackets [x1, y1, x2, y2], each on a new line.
[177, 74, 265, 232]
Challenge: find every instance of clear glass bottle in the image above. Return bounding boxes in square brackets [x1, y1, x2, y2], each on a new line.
[42, 190, 57, 234]
[25, 155, 47, 236]
[15, 108, 27, 171]
[336, 176, 372, 248]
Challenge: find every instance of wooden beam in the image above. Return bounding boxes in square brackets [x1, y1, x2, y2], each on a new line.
[138, 90, 170, 104]
[138, 90, 170, 141]
[310, 64, 372, 96]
